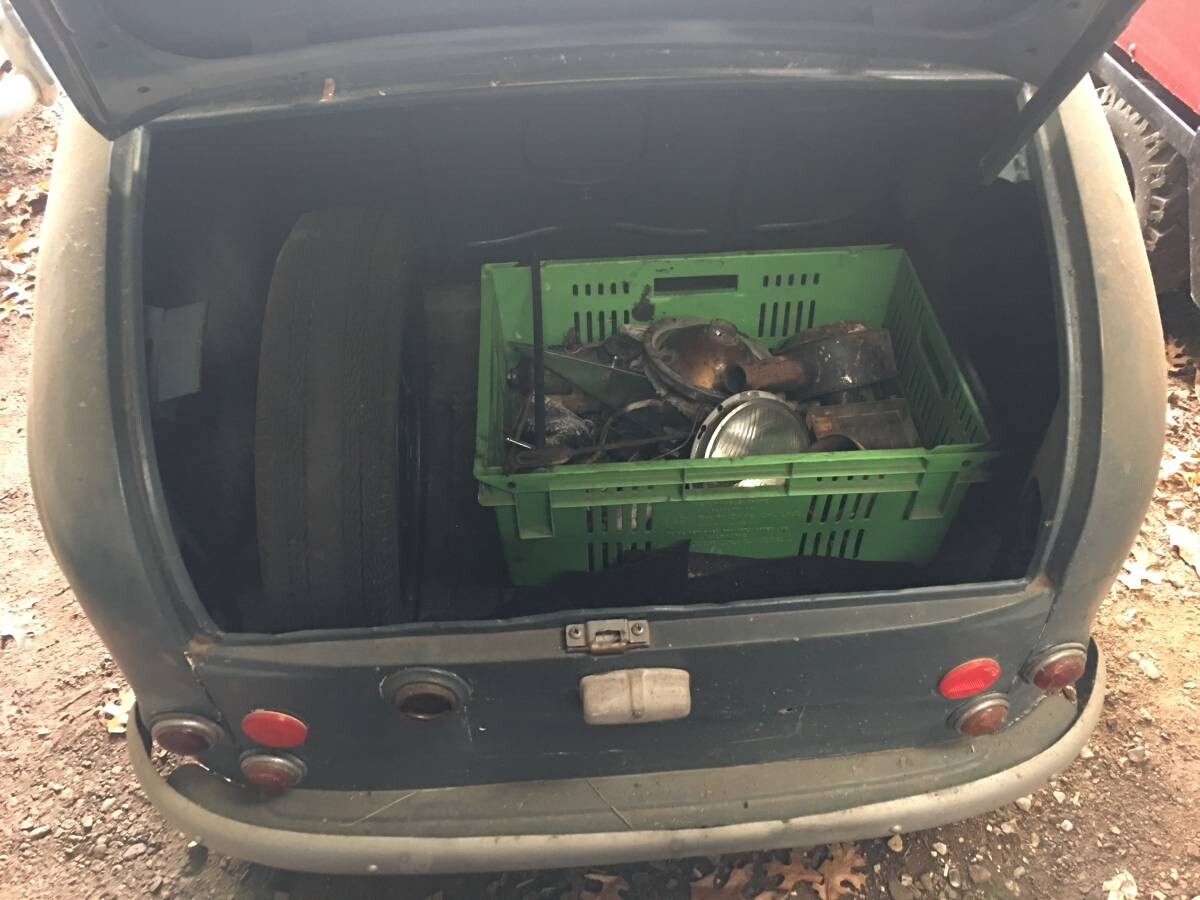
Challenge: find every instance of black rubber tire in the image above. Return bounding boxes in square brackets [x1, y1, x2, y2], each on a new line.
[1098, 84, 1190, 294]
[254, 209, 417, 632]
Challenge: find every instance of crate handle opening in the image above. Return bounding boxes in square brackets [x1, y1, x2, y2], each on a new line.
[653, 274, 738, 294]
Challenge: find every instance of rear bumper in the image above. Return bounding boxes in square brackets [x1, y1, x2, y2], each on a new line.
[127, 643, 1104, 875]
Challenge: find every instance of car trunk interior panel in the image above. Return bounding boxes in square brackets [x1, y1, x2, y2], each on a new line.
[140, 82, 1059, 633]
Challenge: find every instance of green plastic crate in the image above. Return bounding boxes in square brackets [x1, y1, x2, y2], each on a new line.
[475, 246, 998, 586]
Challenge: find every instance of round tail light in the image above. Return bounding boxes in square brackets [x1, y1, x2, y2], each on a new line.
[1022, 645, 1088, 693]
[938, 658, 1002, 700]
[240, 752, 306, 793]
[949, 694, 1010, 736]
[151, 715, 222, 756]
[241, 710, 308, 748]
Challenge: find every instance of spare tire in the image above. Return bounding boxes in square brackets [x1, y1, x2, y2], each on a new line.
[1098, 84, 1190, 294]
[254, 209, 419, 631]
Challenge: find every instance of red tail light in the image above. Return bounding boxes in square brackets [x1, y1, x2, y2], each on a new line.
[150, 715, 222, 756]
[1022, 645, 1088, 693]
[949, 694, 1010, 736]
[241, 710, 308, 748]
[938, 658, 1002, 699]
[240, 752, 306, 792]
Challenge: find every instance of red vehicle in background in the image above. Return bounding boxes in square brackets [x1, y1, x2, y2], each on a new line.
[1095, 0, 1199, 302]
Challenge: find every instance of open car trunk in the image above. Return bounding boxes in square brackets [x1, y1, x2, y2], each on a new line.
[141, 80, 1059, 633]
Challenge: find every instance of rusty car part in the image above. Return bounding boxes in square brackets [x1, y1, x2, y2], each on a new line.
[509, 429, 693, 470]
[806, 398, 922, 450]
[643, 317, 770, 403]
[725, 321, 897, 400]
[506, 357, 574, 395]
[602, 331, 645, 364]
[534, 396, 593, 448]
[596, 398, 695, 461]
[806, 433, 865, 453]
[512, 343, 656, 409]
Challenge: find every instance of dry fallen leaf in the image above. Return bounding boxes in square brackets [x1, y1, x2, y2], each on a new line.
[1102, 869, 1138, 900]
[764, 853, 823, 895]
[1, 611, 32, 648]
[1159, 445, 1197, 482]
[816, 844, 868, 900]
[582, 873, 629, 900]
[1138, 656, 1162, 680]
[99, 687, 136, 735]
[1167, 524, 1200, 576]
[3, 186, 22, 208]
[689, 849, 854, 900]
[1165, 336, 1190, 373]
[0, 290, 32, 322]
[1118, 544, 1164, 591]
[689, 865, 757, 900]
[5, 231, 37, 256]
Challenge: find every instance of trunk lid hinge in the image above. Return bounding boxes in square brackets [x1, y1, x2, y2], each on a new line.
[979, 0, 1144, 185]
[565, 618, 650, 655]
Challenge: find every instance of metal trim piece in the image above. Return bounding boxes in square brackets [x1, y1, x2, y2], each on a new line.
[565, 619, 650, 654]
[379, 668, 470, 719]
[125, 646, 1104, 875]
[979, 0, 1143, 184]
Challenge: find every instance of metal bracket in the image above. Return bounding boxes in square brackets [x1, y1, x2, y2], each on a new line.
[565, 618, 650, 655]
[995, 148, 1031, 185]
[978, 0, 1143, 185]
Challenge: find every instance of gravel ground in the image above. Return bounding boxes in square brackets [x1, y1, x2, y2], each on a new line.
[1, 104, 1197, 900]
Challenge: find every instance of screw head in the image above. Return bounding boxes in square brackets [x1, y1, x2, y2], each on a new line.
[631, 623, 646, 636]
[567, 626, 583, 638]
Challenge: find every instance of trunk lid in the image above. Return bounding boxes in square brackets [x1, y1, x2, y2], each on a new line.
[13, 0, 1142, 144]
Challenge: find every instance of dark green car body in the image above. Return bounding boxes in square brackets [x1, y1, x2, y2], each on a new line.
[18, 0, 1162, 874]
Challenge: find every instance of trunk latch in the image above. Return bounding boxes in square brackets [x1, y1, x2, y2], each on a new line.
[565, 619, 650, 655]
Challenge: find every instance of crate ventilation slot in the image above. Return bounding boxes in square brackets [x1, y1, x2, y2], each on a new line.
[758, 300, 817, 338]
[572, 281, 632, 298]
[587, 541, 654, 571]
[574, 309, 632, 342]
[798, 528, 866, 559]
[586, 504, 655, 534]
[804, 490, 878, 525]
[761, 272, 820, 288]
